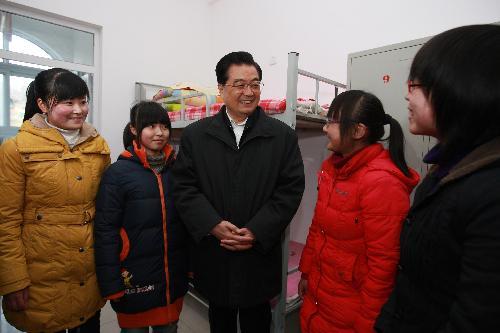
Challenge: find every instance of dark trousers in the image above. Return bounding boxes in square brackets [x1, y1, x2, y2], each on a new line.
[54, 310, 100, 333]
[208, 302, 271, 333]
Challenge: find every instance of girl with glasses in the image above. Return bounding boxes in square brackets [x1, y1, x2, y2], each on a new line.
[376, 24, 500, 333]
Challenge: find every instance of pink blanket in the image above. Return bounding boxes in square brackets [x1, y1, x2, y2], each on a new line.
[168, 99, 287, 122]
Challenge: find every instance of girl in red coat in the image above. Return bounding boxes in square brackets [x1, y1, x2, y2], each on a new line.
[298, 90, 420, 333]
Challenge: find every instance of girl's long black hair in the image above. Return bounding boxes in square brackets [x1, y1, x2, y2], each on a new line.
[23, 68, 89, 122]
[328, 90, 410, 176]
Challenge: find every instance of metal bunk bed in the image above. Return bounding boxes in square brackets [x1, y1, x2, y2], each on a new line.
[272, 52, 345, 333]
[134, 51, 346, 333]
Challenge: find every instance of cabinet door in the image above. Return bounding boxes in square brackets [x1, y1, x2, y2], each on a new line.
[349, 42, 436, 177]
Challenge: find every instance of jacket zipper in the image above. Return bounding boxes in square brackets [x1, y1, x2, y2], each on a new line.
[154, 171, 171, 305]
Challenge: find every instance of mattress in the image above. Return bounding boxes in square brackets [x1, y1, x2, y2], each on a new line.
[167, 99, 287, 122]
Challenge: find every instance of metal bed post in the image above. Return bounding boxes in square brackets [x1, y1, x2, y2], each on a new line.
[314, 79, 320, 115]
[273, 226, 291, 333]
[271, 52, 300, 333]
[134, 82, 145, 102]
[180, 94, 186, 122]
[205, 98, 211, 119]
[134, 57, 347, 332]
[285, 52, 299, 129]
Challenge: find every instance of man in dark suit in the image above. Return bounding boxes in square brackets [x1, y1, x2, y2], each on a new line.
[172, 51, 304, 333]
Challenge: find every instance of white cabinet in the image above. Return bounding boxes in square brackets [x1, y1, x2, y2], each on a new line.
[347, 37, 436, 177]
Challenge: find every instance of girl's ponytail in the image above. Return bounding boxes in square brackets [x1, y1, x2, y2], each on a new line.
[336, 90, 411, 177]
[385, 114, 410, 176]
[123, 122, 134, 149]
[23, 81, 42, 122]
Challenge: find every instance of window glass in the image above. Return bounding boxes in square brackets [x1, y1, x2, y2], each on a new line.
[0, 8, 97, 141]
[0, 59, 94, 128]
[1, 10, 94, 66]
[9, 35, 51, 69]
[9, 75, 32, 127]
[0, 73, 4, 126]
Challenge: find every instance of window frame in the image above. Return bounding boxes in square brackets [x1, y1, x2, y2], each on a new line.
[0, 2, 102, 140]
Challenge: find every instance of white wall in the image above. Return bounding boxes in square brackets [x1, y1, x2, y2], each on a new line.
[6, 0, 500, 243]
[6, 0, 214, 157]
[204, 0, 500, 243]
[8, 0, 500, 155]
[207, 0, 500, 101]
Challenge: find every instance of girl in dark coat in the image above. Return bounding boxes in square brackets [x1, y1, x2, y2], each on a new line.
[375, 24, 500, 333]
[94, 101, 188, 333]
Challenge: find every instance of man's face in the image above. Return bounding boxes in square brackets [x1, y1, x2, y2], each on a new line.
[218, 64, 261, 120]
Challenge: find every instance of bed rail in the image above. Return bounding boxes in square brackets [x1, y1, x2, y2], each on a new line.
[282, 52, 346, 129]
[272, 52, 346, 333]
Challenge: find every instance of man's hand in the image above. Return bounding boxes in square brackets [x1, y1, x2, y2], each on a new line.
[220, 227, 255, 251]
[210, 220, 240, 241]
[3, 287, 29, 311]
[211, 221, 255, 251]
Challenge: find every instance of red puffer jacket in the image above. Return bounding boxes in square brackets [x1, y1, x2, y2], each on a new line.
[299, 144, 419, 333]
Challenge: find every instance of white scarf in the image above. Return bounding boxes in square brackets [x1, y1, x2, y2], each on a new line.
[44, 116, 81, 148]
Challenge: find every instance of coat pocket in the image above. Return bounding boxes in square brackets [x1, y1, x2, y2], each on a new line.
[80, 150, 110, 196]
[22, 224, 56, 278]
[21, 152, 63, 194]
[335, 254, 357, 283]
[81, 150, 110, 181]
[323, 249, 358, 284]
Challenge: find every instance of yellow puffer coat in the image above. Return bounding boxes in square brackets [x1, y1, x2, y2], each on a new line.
[0, 114, 110, 332]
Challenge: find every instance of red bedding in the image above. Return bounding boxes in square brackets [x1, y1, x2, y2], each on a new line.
[168, 99, 287, 122]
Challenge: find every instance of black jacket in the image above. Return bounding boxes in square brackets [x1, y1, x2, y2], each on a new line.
[94, 144, 188, 314]
[375, 137, 500, 332]
[172, 107, 305, 306]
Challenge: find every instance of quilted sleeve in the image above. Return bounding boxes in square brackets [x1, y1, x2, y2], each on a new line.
[354, 173, 411, 333]
[0, 139, 31, 295]
[298, 214, 320, 279]
[94, 166, 126, 297]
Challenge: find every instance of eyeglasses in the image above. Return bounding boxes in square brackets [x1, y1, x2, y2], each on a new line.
[224, 81, 264, 92]
[407, 80, 423, 93]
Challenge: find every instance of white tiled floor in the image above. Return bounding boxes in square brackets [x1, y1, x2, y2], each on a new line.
[0, 294, 210, 333]
[0, 294, 300, 333]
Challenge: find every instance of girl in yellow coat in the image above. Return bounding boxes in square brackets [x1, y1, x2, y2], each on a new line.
[0, 68, 110, 332]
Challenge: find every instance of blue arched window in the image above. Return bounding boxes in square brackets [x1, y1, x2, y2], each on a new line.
[0, 8, 100, 142]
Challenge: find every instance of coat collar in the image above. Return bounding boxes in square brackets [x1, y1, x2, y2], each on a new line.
[440, 136, 500, 186]
[119, 140, 175, 171]
[411, 137, 500, 211]
[327, 143, 384, 179]
[205, 105, 274, 150]
[21, 113, 98, 148]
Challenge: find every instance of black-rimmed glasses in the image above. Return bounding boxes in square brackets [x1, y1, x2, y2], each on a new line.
[407, 80, 423, 93]
[224, 81, 264, 92]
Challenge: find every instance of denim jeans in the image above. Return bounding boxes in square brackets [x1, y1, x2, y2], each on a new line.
[120, 322, 177, 333]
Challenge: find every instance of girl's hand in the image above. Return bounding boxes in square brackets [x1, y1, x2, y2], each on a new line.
[3, 287, 29, 311]
[298, 278, 308, 299]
